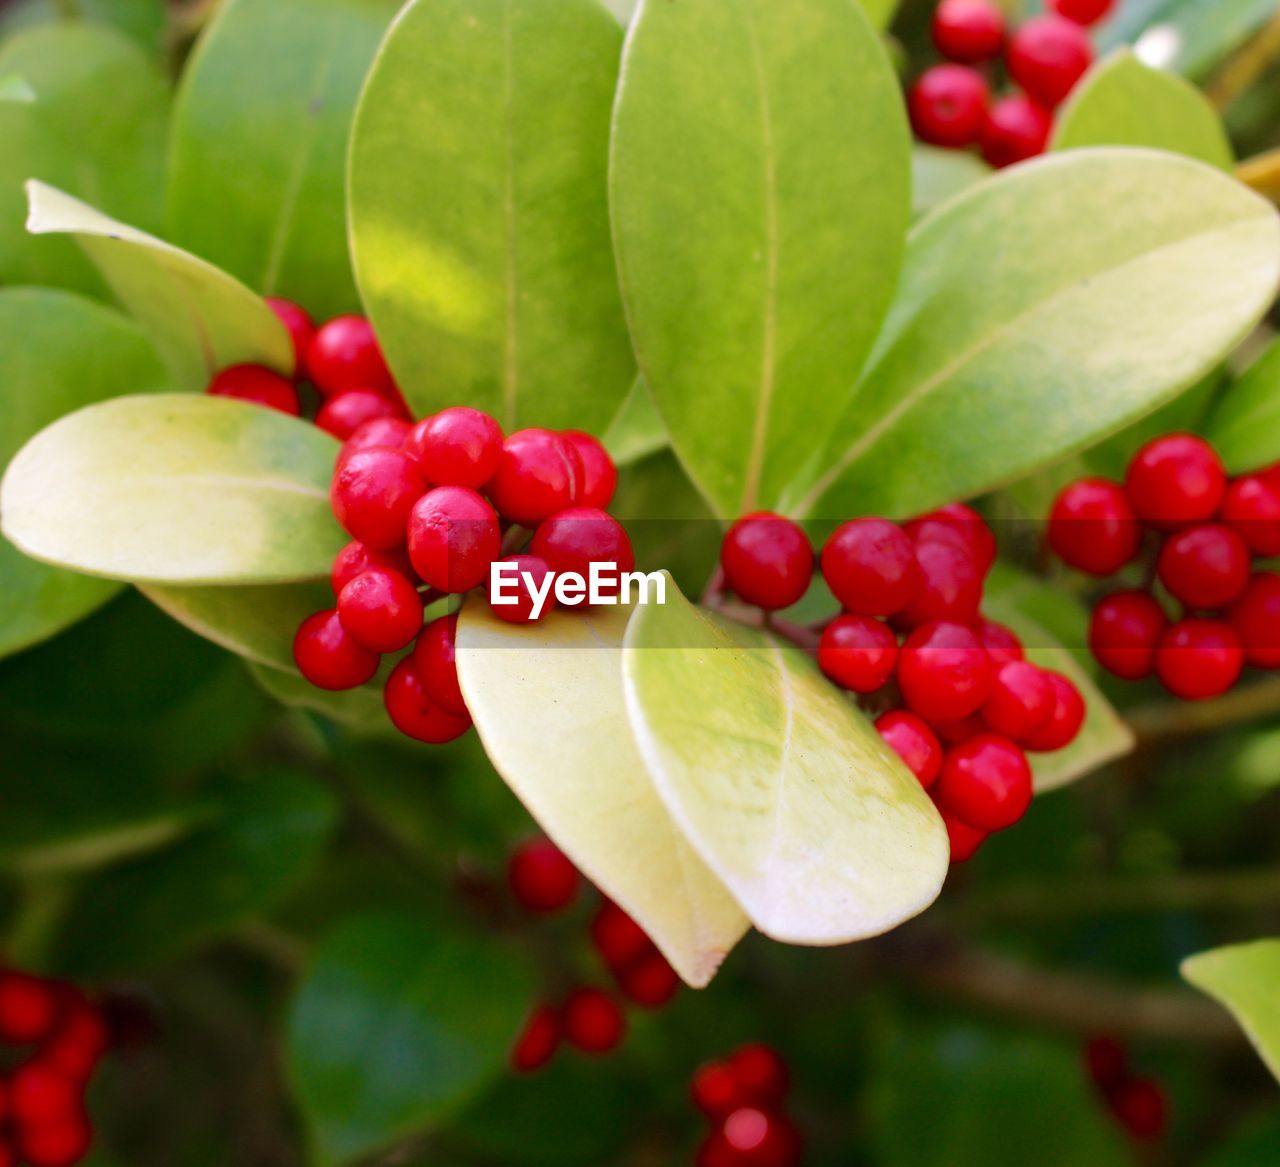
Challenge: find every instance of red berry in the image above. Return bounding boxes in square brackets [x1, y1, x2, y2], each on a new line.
[908, 65, 990, 149]
[818, 615, 898, 694]
[727, 1043, 790, 1108]
[719, 1106, 802, 1167]
[266, 297, 315, 378]
[44, 1002, 109, 1079]
[590, 902, 653, 971]
[487, 429, 580, 524]
[331, 449, 426, 550]
[980, 95, 1053, 168]
[1229, 572, 1280, 668]
[1006, 16, 1093, 108]
[932, 713, 987, 745]
[1083, 1036, 1129, 1091]
[331, 541, 415, 595]
[410, 407, 504, 489]
[508, 838, 580, 913]
[0, 973, 60, 1045]
[978, 619, 1024, 665]
[10, 1064, 80, 1127]
[487, 553, 554, 624]
[337, 568, 423, 653]
[407, 485, 502, 594]
[1156, 619, 1244, 700]
[720, 513, 814, 611]
[691, 1061, 742, 1120]
[1047, 0, 1115, 26]
[561, 431, 617, 510]
[1125, 434, 1226, 530]
[530, 508, 635, 600]
[897, 539, 983, 628]
[317, 391, 403, 440]
[876, 711, 944, 789]
[341, 417, 413, 461]
[1110, 1077, 1168, 1142]
[293, 610, 381, 691]
[821, 518, 920, 616]
[383, 657, 472, 743]
[1221, 474, 1280, 556]
[510, 1004, 560, 1074]
[905, 504, 997, 575]
[1021, 670, 1085, 751]
[935, 733, 1033, 831]
[617, 950, 679, 1009]
[306, 315, 395, 399]
[1089, 590, 1168, 680]
[982, 660, 1054, 740]
[941, 810, 988, 863]
[1157, 524, 1251, 610]
[1047, 478, 1142, 575]
[932, 0, 1005, 63]
[898, 620, 994, 721]
[207, 364, 301, 417]
[561, 988, 626, 1054]
[413, 615, 468, 717]
[14, 1114, 92, 1167]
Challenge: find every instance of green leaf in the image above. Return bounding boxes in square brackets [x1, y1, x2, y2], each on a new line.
[287, 911, 534, 1166]
[1203, 339, 1280, 473]
[795, 150, 1280, 520]
[248, 660, 395, 734]
[167, 0, 400, 320]
[911, 145, 991, 221]
[1098, 0, 1277, 81]
[456, 600, 748, 986]
[0, 288, 171, 657]
[0, 75, 34, 102]
[0, 0, 168, 56]
[611, 0, 910, 518]
[1183, 939, 1280, 1082]
[1, 394, 345, 585]
[857, 0, 901, 30]
[49, 770, 338, 976]
[603, 377, 667, 467]
[1204, 1110, 1280, 1167]
[623, 575, 948, 944]
[349, 0, 633, 430]
[25, 181, 293, 388]
[1052, 50, 1233, 169]
[0, 25, 170, 296]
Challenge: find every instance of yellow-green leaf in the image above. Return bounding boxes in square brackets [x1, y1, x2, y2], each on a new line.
[1183, 940, 1280, 1083]
[1203, 339, 1280, 474]
[623, 577, 948, 945]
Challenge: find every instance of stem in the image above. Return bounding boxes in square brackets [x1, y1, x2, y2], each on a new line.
[1127, 675, 1280, 742]
[704, 592, 821, 654]
[1236, 148, 1280, 204]
[1206, 8, 1280, 112]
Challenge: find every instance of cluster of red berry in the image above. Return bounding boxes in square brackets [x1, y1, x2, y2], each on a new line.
[0, 970, 109, 1167]
[909, 0, 1111, 168]
[719, 505, 1085, 864]
[1083, 1037, 1170, 1144]
[690, 1044, 801, 1167]
[506, 838, 680, 1073]
[1048, 433, 1280, 701]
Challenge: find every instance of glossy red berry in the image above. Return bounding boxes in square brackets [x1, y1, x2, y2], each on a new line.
[821, 518, 920, 616]
[906, 504, 997, 575]
[562, 431, 617, 510]
[0, 973, 60, 1044]
[407, 485, 502, 594]
[1156, 619, 1244, 700]
[410, 407, 504, 489]
[1047, 478, 1141, 575]
[590, 902, 653, 971]
[487, 429, 580, 524]
[1125, 434, 1226, 530]
[1089, 590, 1168, 680]
[876, 710, 944, 789]
[898, 620, 993, 721]
[932, 0, 1005, 63]
[932, 714, 986, 745]
[293, 610, 380, 691]
[1110, 1078, 1168, 1142]
[1007, 16, 1093, 108]
[529, 507, 635, 594]
[1083, 1036, 1129, 1091]
[1157, 524, 1251, 610]
[980, 94, 1053, 168]
[510, 1004, 560, 1074]
[728, 1043, 790, 1108]
[1221, 474, 1280, 556]
[331, 448, 426, 550]
[487, 553, 554, 623]
[342, 417, 413, 460]
[508, 838, 580, 913]
[908, 65, 990, 149]
[413, 615, 468, 717]
[982, 660, 1054, 740]
[1021, 670, 1085, 751]
[721, 513, 814, 611]
[317, 391, 402, 440]
[691, 1061, 742, 1120]
[935, 734, 1033, 831]
[818, 615, 898, 694]
[331, 541, 414, 595]
[617, 950, 679, 1009]
[561, 989, 626, 1054]
[337, 568, 424, 653]
[266, 297, 315, 378]
[897, 539, 983, 628]
[14, 1114, 92, 1167]
[383, 658, 472, 743]
[1047, 0, 1115, 26]
[942, 810, 987, 863]
[1229, 572, 1280, 668]
[979, 619, 1024, 665]
[306, 315, 395, 399]
[207, 364, 300, 416]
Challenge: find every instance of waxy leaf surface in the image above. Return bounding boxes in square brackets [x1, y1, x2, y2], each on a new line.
[1184, 940, 1280, 1082]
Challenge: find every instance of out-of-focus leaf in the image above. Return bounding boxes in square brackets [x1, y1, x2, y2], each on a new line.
[603, 378, 667, 467]
[1203, 339, 1280, 473]
[248, 660, 394, 735]
[0, 0, 167, 56]
[911, 145, 991, 220]
[1183, 939, 1280, 1082]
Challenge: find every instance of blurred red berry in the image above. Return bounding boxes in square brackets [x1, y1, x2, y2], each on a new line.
[1047, 478, 1141, 575]
[1021, 671, 1085, 751]
[510, 1004, 560, 1074]
[266, 297, 315, 378]
[1089, 590, 1168, 681]
[0, 973, 60, 1045]
[932, 0, 1005, 63]
[317, 391, 403, 440]
[981, 95, 1053, 168]
[1156, 619, 1244, 700]
[1125, 434, 1226, 530]
[727, 1043, 790, 1108]
[1047, 0, 1115, 26]
[1157, 524, 1251, 610]
[1221, 474, 1280, 556]
[590, 902, 653, 971]
[1229, 572, 1280, 668]
[561, 989, 626, 1054]
[508, 838, 580, 914]
[617, 950, 680, 1009]
[306, 315, 396, 399]
[909, 65, 990, 149]
[1006, 16, 1093, 108]
[207, 364, 300, 416]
